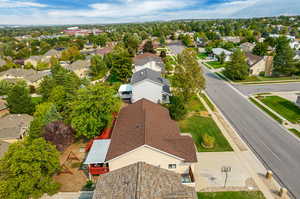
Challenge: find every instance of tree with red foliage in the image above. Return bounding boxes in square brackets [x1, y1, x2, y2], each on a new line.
[43, 121, 75, 151]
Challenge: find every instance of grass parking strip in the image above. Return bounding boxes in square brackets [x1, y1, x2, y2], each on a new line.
[249, 97, 283, 124]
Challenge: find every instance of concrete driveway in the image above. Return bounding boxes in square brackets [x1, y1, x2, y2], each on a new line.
[194, 152, 257, 192]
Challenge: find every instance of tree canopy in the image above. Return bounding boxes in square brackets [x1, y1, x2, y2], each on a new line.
[0, 138, 60, 199]
[69, 83, 121, 138]
[223, 49, 249, 80]
[172, 48, 205, 102]
[6, 81, 34, 115]
[273, 36, 297, 76]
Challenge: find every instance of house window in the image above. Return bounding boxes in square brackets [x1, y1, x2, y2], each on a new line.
[168, 164, 176, 169]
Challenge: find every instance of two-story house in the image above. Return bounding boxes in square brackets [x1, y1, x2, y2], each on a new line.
[131, 68, 170, 104]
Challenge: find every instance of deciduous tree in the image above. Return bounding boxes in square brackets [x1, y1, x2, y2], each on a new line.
[0, 138, 60, 199]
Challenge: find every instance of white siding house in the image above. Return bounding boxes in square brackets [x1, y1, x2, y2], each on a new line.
[131, 79, 163, 103]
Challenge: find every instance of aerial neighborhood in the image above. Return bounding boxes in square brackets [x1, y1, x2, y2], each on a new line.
[0, 14, 300, 199]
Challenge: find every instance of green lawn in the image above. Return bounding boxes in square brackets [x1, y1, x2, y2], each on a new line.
[32, 96, 43, 106]
[233, 75, 300, 83]
[289, 129, 300, 138]
[198, 53, 208, 60]
[179, 96, 232, 152]
[259, 96, 300, 124]
[249, 97, 283, 124]
[206, 61, 225, 69]
[197, 191, 265, 199]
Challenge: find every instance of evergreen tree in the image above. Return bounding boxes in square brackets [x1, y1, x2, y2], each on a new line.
[273, 36, 296, 76]
[224, 49, 249, 80]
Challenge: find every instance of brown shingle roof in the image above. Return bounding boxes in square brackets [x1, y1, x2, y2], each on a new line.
[106, 99, 197, 162]
[245, 52, 264, 67]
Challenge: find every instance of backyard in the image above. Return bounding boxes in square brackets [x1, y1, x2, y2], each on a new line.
[178, 96, 232, 152]
[197, 191, 265, 199]
[258, 96, 300, 124]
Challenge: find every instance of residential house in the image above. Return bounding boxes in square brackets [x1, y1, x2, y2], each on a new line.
[131, 68, 170, 104]
[245, 52, 273, 76]
[294, 50, 300, 60]
[290, 41, 300, 50]
[196, 37, 206, 47]
[138, 40, 159, 54]
[95, 47, 112, 56]
[63, 59, 91, 78]
[221, 36, 241, 43]
[0, 99, 9, 117]
[240, 42, 256, 52]
[84, 99, 197, 181]
[24, 55, 45, 67]
[0, 114, 33, 143]
[0, 68, 50, 87]
[211, 48, 232, 62]
[92, 162, 197, 199]
[44, 49, 62, 60]
[133, 53, 165, 73]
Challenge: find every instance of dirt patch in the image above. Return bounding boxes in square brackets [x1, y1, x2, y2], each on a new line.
[54, 140, 89, 192]
[200, 111, 210, 118]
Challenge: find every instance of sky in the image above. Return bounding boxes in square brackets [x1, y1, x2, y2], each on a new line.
[0, 0, 299, 25]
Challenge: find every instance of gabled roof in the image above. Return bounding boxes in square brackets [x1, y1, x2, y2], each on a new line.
[212, 48, 232, 56]
[0, 68, 50, 83]
[93, 162, 197, 199]
[44, 49, 61, 57]
[0, 140, 9, 158]
[105, 99, 197, 162]
[0, 114, 33, 139]
[245, 52, 264, 67]
[0, 58, 6, 67]
[134, 53, 165, 70]
[96, 47, 112, 56]
[64, 59, 91, 71]
[131, 68, 165, 85]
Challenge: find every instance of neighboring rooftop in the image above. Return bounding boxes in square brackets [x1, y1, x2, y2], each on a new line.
[92, 162, 197, 199]
[0, 58, 6, 67]
[134, 53, 164, 69]
[212, 48, 232, 56]
[0, 99, 7, 111]
[106, 99, 197, 162]
[0, 68, 50, 83]
[245, 52, 264, 67]
[44, 49, 61, 57]
[96, 47, 112, 56]
[131, 68, 166, 85]
[64, 59, 91, 71]
[0, 114, 33, 139]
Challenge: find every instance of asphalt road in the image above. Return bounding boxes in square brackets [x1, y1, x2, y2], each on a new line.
[203, 67, 300, 199]
[234, 83, 300, 96]
[167, 41, 185, 55]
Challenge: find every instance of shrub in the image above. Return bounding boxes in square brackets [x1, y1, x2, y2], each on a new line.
[202, 133, 215, 148]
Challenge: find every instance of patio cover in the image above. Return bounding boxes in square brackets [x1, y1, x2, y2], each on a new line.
[118, 84, 132, 92]
[84, 139, 111, 164]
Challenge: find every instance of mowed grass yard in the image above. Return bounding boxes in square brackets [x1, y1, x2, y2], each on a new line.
[178, 96, 233, 152]
[259, 96, 300, 124]
[197, 191, 265, 199]
[206, 61, 225, 69]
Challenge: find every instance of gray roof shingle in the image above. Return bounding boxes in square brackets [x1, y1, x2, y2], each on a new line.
[93, 162, 197, 199]
[0, 114, 33, 139]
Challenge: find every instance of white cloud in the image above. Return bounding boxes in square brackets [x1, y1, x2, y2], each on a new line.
[48, 0, 195, 18]
[0, 0, 47, 8]
[0, 0, 299, 25]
